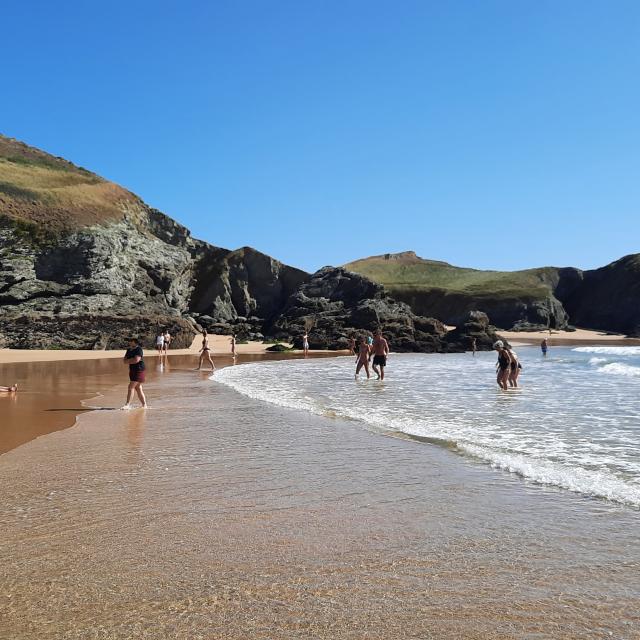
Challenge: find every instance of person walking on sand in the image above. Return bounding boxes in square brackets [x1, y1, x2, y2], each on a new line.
[155, 331, 165, 357]
[355, 336, 371, 380]
[162, 329, 171, 354]
[494, 340, 514, 391]
[541, 338, 548, 356]
[122, 338, 147, 409]
[196, 329, 215, 372]
[371, 329, 389, 380]
[303, 332, 310, 357]
[230, 334, 236, 359]
[0, 383, 18, 393]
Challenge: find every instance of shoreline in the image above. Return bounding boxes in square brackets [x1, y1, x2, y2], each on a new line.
[0, 350, 337, 456]
[1, 326, 638, 367]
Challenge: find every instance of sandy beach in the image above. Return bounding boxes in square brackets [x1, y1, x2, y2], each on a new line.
[0, 334, 283, 365]
[1, 359, 638, 639]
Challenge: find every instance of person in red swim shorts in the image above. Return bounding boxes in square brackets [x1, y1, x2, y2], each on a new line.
[122, 337, 147, 409]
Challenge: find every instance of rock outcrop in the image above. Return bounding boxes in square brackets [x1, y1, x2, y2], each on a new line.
[268, 267, 448, 352]
[444, 310, 504, 352]
[555, 255, 640, 337]
[0, 135, 308, 349]
[188, 245, 308, 339]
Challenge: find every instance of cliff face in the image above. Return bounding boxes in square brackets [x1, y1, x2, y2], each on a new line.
[345, 252, 570, 330]
[268, 266, 499, 353]
[0, 135, 308, 349]
[557, 255, 640, 336]
[346, 251, 640, 335]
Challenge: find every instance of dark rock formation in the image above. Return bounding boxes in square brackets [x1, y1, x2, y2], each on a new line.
[555, 255, 640, 337]
[0, 313, 195, 350]
[444, 311, 504, 352]
[188, 245, 308, 337]
[268, 267, 448, 352]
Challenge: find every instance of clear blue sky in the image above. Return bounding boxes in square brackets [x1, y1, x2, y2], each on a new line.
[2, 0, 639, 273]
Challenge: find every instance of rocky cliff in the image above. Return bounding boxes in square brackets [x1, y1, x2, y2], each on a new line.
[0, 135, 307, 349]
[267, 267, 498, 352]
[346, 251, 640, 335]
[556, 255, 640, 337]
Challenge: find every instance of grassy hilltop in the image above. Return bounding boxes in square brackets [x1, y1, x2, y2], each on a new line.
[344, 251, 567, 329]
[0, 134, 137, 233]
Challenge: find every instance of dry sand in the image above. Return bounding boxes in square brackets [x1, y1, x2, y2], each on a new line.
[0, 334, 287, 365]
[499, 327, 640, 346]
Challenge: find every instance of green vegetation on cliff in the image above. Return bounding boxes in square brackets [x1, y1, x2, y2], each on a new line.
[345, 251, 559, 299]
[344, 251, 567, 329]
[0, 134, 137, 232]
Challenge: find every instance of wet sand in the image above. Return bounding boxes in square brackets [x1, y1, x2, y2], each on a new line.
[0, 352, 309, 455]
[1, 362, 639, 638]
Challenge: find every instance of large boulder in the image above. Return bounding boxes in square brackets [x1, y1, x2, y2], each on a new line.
[445, 310, 505, 352]
[268, 267, 447, 352]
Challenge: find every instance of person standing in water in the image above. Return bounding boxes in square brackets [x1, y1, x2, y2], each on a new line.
[196, 329, 215, 372]
[355, 336, 371, 380]
[505, 345, 522, 387]
[347, 336, 356, 356]
[471, 337, 477, 357]
[162, 329, 171, 355]
[494, 340, 514, 391]
[541, 338, 548, 356]
[302, 332, 310, 356]
[230, 334, 236, 359]
[155, 331, 165, 358]
[122, 337, 147, 409]
[371, 329, 390, 380]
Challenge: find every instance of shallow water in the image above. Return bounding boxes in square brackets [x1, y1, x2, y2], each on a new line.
[215, 346, 640, 508]
[1, 355, 639, 638]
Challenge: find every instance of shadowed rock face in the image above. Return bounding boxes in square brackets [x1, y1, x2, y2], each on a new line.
[188, 245, 308, 334]
[556, 255, 640, 337]
[268, 267, 449, 352]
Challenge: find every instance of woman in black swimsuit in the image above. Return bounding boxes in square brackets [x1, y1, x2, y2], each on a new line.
[494, 340, 513, 390]
[196, 329, 215, 372]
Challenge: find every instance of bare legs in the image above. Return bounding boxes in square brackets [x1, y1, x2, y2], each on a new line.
[497, 368, 509, 390]
[355, 359, 370, 380]
[123, 382, 146, 409]
[197, 351, 215, 372]
[372, 363, 385, 380]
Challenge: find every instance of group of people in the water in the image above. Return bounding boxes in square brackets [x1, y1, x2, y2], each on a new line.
[113, 325, 555, 408]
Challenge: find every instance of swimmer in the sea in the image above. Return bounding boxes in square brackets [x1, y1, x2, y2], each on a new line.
[355, 336, 371, 380]
[494, 340, 513, 390]
[541, 338, 548, 356]
[0, 384, 18, 393]
[371, 329, 389, 380]
[505, 345, 521, 387]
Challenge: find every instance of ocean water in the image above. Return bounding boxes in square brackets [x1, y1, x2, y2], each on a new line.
[215, 346, 640, 508]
